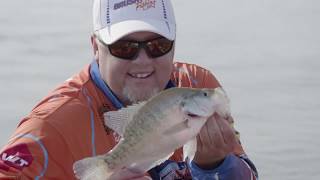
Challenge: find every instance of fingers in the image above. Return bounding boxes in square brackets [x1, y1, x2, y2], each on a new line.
[196, 134, 203, 152]
[207, 114, 225, 147]
[194, 114, 237, 168]
[198, 113, 236, 147]
[216, 115, 237, 149]
[197, 114, 224, 150]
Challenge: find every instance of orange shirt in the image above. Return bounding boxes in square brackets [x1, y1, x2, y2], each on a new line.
[0, 61, 245, 179]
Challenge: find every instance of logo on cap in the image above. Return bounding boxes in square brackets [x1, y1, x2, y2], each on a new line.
[114, 0, 156, 11]
[114, 0, 140, 10]
[0, 144, 34, 171]
[136, 0, 156, 11]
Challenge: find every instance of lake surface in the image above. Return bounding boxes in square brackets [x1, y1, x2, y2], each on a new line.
[1, 0, 319, 179]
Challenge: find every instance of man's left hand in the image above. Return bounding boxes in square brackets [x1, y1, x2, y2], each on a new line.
[193, 113, 237, 169]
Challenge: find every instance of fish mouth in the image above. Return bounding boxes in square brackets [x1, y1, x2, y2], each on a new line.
[187, 113, 201, 118]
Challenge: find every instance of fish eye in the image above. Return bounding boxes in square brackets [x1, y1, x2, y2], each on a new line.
[203, 92, 208, 96]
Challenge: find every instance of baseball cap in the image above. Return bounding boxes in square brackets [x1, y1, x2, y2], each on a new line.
[93, 0, 176, 45]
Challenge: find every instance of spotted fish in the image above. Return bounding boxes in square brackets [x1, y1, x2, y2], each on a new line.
[73, 87, 230, 180]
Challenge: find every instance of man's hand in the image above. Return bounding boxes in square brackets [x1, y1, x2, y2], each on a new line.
[193, 113, 237, 169]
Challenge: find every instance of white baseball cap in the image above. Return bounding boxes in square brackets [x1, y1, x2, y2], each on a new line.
[93, 0, 176, 45]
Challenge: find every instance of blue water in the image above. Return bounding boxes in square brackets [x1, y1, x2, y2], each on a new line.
[1, 0, 320, 179]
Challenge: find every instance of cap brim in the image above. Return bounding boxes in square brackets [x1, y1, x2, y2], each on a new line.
[97, 20, 176, 45]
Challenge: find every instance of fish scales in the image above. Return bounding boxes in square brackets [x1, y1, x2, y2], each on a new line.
[106, 88, 206, 166]
[104, 89, 187, 170]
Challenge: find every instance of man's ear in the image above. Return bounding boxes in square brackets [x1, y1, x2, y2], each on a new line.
[91, 35, 99, 60]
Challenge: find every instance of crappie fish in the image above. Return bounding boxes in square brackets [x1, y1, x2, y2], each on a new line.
[73, 87, 230, 180]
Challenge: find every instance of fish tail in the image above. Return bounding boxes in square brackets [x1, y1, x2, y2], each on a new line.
[73, 155, 111, 180]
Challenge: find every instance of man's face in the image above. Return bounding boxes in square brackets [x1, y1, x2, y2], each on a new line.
[93, 31, 174, 104]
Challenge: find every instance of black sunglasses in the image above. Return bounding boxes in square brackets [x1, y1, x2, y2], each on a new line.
[95, 34, 174, 60]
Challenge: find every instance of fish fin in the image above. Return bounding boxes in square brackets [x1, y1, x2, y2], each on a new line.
[104, 102, 146, 136]
[73, 155, 110, 180]
[183, 138, 197, 163]
[163, 120, 189, 136]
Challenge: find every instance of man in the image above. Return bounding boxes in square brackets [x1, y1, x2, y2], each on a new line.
[0, 0, 258, 179]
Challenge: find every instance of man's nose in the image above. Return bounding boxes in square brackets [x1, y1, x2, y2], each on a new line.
[132, 48, 152, 65]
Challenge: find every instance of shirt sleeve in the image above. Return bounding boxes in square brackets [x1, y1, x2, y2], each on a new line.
[0, 118, 77, 179]
[188, 154, 258, 180]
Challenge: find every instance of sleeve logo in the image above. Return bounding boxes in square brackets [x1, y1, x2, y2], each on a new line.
[0, 144, 34, 170]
